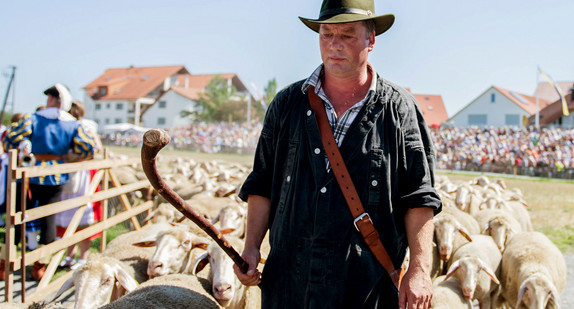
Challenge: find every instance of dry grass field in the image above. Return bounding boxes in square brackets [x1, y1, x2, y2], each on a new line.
[106, 145, 574, 253]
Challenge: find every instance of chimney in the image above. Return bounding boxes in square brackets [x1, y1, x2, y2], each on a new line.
[185, 74, 189, 89]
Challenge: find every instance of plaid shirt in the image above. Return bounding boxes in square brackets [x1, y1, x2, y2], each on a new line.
[302, 64, 377, 170]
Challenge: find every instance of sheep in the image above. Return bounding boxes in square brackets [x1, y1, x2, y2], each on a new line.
[500, 231, 566, 309]
[100, 274, 222, 309]
[445, 235, 501, 309]
[193, 235, 261, 309]
[132, 226, 211, 278]
[51, 255, 139, 309]
[473, 208, 522, 251]
[481, 197, 532, 232]
[454, 183, 482, 215]
[434, 206, 480, 261]
[103, 223, 171, 283]
[431, 276, 473, 309]
[211, 203, 246, 238]
[143, 203, 184, 225]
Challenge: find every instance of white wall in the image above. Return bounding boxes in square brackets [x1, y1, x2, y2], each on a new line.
[448, 88, 531, 127]
[140, 90, 196, 129]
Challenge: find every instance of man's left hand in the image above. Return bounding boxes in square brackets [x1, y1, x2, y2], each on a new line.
[398, 266, 433, 309]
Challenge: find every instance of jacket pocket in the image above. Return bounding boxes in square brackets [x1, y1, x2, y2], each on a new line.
[277, 140, 298, 214]
[368, 148, 384, 207]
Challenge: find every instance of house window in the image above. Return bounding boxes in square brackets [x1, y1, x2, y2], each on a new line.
[115, 118, 122, 124]
[158, 101, 167, 108]
[491, 93, 495, 103]
[106, 103, 111, 109]
[105, 118, 110, 124]
[468, 114, 487, 125]
[505, 114, 520, 126]
[157, 117, 166, 125]
[116, 103, 123, 110]
[95, 103, 101, 110]
[98, 87, 107, 96]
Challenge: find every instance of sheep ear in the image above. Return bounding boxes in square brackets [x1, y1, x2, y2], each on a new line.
[211, 213, 220, 224]
[220, 228, 235, 235]
[191, 236, 210, 250]
[516, 279, 529, 308]
[50, 277, 75, 303]
[193, 253, 210, 275]
[457, 226, 473, 242]
[445, 260, 460, 281]
[132, 236, 157, 247]
[114, 266, 139, 292]
[481, 222, 491, 234]
[479, 262, 500, 285]
[142, 210, 156, 224]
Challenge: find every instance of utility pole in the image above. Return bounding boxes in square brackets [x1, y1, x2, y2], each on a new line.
[1, 66, 16, 125]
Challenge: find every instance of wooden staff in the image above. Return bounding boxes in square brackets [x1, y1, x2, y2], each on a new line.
[141, 128, 249, 273]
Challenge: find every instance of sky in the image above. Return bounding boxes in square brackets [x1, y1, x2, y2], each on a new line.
[1, 0, 573, 117]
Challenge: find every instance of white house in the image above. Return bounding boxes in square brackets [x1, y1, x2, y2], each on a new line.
[82, 65, 253, 130]
[448, 86, 546, 128]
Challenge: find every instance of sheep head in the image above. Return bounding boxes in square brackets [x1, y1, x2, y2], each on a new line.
[516, 273, 561, 309]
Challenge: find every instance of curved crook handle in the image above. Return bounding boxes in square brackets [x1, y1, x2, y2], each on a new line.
[141, 128, 249, 273]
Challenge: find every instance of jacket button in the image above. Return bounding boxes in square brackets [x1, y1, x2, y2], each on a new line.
[314, 148, 320, 154]
[320, 187, 327, 193]
[286, 176, 291, 182]
[307, 110, 312, 116]
[371, 180, 378, 186]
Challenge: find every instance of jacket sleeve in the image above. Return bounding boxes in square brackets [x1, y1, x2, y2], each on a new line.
[238, 90, 283, 202]
[71, 123, 97, 160]
[3, 113, 32, 151]
[396, 91, 442, 215]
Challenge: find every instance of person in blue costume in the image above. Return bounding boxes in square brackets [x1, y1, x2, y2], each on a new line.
[3, 83, 97, 280]
[234, 1, 442, 308]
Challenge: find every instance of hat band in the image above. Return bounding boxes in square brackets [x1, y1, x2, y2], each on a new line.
[319, 7, 374, 19]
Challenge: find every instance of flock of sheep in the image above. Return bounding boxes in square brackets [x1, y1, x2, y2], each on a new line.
[431, 175, 566, 308]
[19, 155, 566, 309]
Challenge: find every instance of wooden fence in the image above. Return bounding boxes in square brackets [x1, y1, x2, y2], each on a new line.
[2, 149, 153, 303]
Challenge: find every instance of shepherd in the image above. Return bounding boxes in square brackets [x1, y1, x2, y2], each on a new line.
[234, 1, 442, 308]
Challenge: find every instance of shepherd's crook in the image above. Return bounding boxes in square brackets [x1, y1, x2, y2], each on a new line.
[141, 128, 249, 273]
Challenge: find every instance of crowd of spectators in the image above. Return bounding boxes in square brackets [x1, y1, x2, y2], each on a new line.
[431, 126, 574, 179]
[101, 121, 263, 155]
[100, 121, 574, 179]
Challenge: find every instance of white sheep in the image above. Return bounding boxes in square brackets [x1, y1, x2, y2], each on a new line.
[500, 231, 566, 309]
[143, 202, 184, 224]
[473, 208, 522, 251]
[211, 203, 246, 238]
[99, 274, 222, 309]
[431, 276, 473, 309]
[132, 226, 210, 278]
[51, 255, 139, 309]
[102, 223, 170, 283]
[445, 235, 501, 309]
[481, 197, 532, 232]
[454, 183, 482, 215]
[193, 235, 261, 309]
[434, 206, 480, 261]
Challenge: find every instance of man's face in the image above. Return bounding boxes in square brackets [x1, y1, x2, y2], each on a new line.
[319, 22, 375, 78]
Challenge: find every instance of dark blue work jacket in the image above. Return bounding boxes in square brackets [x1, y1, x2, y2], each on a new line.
[240, 76, 442, 309]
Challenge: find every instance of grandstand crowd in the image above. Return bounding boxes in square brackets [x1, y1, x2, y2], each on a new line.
[100, 121, 574, 179]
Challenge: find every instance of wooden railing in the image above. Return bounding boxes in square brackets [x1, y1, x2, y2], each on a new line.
[2, 149, 153, 303]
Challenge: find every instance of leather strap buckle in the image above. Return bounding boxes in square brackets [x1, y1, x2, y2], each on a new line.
[353, 212, 371, 232]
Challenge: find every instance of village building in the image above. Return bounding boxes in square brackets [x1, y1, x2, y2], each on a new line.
[82, 65, 252, 130]
[447, 86, 547, 128]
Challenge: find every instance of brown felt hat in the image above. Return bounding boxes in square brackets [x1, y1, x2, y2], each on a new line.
[299, 0, 395, 36]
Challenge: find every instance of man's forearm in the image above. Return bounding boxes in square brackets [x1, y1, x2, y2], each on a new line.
[404, 207, 434, 272]
[245, 194, 271, 250]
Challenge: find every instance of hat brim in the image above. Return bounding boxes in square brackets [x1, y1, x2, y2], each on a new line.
[299, 13, 394, 36]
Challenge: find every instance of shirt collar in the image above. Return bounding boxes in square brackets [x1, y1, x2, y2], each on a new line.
[302, 63, 378, 95]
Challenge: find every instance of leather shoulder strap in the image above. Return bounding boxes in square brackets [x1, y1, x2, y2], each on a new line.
[307, 87, 402, 287]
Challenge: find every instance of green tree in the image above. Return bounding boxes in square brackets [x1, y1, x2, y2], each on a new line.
[252, 78, 277, 120]
[181, 76, 238, 121]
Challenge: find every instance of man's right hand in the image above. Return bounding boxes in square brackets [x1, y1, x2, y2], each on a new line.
[233, 247, 261, 286]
